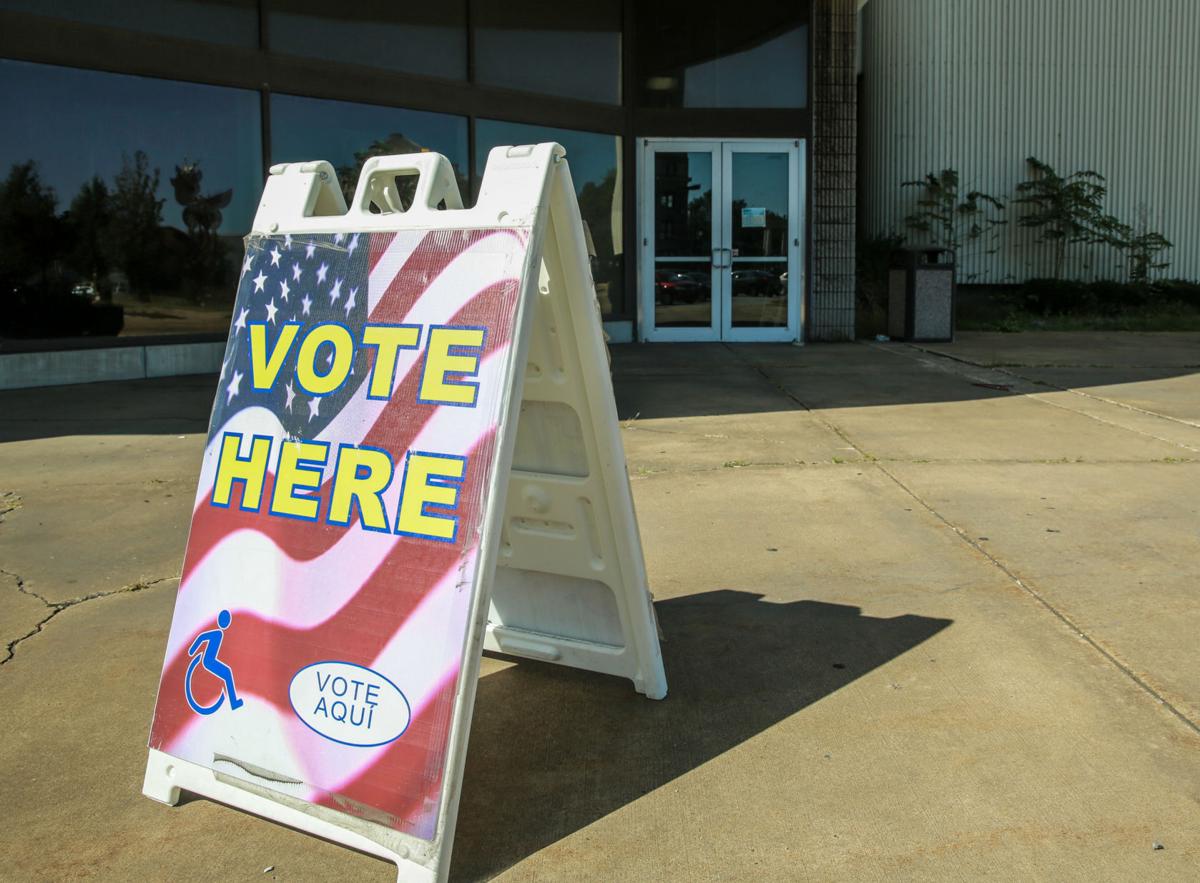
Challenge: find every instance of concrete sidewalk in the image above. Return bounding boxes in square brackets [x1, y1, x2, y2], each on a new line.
[1, 332, 1198, 880]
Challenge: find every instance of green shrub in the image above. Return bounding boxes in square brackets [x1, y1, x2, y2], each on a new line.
[1013, 278, 1200, 317]
[855, 233, 904, 337]
[1157, 280, 1200, 309]
[1013, 158, 1124, 279]
[1017, 278, 1084, 315]
[901, 169, 1005, 280]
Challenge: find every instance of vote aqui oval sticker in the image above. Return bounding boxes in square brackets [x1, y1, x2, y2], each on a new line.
[288, 661, 411, 747]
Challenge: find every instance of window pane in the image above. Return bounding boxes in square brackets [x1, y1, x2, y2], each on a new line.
[654, 152, 712, 257]
[267, 1, 467, 80]
[0, 0, 258, 48]
[475, 121, 624, 319]
[652, 152, 714, 328]
[730, 153, 789, 259]
[474, 1, 621, 104]
[636, 0, 807, 108]
[0, 59, 262, 340]
[270, 94, 468, 208]
[730, 151, 789, 328]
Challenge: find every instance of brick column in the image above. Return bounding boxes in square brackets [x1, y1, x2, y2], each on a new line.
[809, 0, 858, 341]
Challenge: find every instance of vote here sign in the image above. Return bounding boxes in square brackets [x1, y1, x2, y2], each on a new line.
[148, 226, 528, 840]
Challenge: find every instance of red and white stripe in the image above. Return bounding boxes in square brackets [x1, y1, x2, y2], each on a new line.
[150, 227, 529, 840]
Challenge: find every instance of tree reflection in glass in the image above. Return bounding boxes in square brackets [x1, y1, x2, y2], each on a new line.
[0, 60, 261, 339]
[270, 94, 470, 216]
[475, 121, 624, 319]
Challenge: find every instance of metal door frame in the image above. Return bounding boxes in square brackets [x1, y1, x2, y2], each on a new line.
[638, 139, 722, 342]
[638, 137, 805, 343]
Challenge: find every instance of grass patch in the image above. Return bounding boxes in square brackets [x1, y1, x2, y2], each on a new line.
[960, 308, 1200, 333]
[956, 279, 1200, 332]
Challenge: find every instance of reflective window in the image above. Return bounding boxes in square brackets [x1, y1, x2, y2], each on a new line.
[267, 1, 467, 81]
[0, 60, 262, 339]
[636, 0, 808, 108]
[473, 1, 621, 104]
[729, 151, 789, 328]
[270, 94, 469, 208]
[475, 121, 624, 319]
[654, 153, 712, 257]
[653, 152, 713, 329]
[0, 0, 258, 47]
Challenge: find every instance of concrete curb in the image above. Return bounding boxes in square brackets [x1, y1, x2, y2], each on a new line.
[0, 341, 225, 389]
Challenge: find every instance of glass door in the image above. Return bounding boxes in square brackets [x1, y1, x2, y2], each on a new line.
[720, 142, 802, 342]
[640, 139, 803, 342]
[642, 141, 720, 341]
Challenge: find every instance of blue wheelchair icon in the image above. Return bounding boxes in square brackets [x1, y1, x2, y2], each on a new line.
[184, 609, 244, 715]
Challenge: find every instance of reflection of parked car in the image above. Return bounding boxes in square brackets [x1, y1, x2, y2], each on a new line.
[681, 271, 712, 296]
[0, 275, 123, 338]
[71, 281, 100, 304]
[655, 269, 709, 305]
[731, 269, 783, 297]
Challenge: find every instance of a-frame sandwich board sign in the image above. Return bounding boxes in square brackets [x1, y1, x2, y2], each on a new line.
[142, 142, 666, 881]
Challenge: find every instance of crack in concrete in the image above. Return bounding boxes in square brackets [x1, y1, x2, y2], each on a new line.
[873, 462, 1200, 739]
[722, 344, 875, 457]
[631, 459, 818, 477]
[626, 455, 1196, 478]
[0, 491, 21, 520]
[729, 342, 1200, 740]
[622, 423, 689, 436]
[873, 343, 1200, 458]
[1002, 390, 1200, 454]
[1, 571, 173, 667]
[892, 342, 1200, 447]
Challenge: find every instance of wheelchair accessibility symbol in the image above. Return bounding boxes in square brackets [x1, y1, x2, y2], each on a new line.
[184, 609, 244, 715]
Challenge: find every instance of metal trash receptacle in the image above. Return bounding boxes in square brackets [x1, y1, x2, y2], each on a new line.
[887, 247, 955, 342]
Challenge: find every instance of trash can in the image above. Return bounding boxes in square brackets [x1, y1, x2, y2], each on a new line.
[887, 248, 955, 342]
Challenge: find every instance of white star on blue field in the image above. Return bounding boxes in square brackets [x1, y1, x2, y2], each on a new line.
[216, 233, 370, 440]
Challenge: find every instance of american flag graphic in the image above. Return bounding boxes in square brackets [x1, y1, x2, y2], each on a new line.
[149, 225, 529, 840]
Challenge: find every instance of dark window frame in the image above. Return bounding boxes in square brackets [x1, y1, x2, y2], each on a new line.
[0, 0, 813, 343]
[469, 0, 623, 105]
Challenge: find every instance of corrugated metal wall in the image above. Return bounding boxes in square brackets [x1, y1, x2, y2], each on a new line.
[860, 0, 1200, 283]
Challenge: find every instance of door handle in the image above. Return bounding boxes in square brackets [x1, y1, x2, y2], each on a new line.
[711, 247, 732, 269]
[711, 247, 723, 269]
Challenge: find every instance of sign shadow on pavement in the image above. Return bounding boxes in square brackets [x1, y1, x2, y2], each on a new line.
[453, 590, 951, 880]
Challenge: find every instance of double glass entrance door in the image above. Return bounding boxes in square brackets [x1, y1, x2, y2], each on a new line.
[641, 139, 804, 342]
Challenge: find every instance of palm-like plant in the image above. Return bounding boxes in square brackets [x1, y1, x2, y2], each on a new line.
[902, 169, 1006, 280]
[1012, 157, 1126, 279]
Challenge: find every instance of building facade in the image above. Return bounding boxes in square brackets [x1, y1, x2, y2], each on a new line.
[0, 1, 858, 354]
[860, 0, 1200, 284]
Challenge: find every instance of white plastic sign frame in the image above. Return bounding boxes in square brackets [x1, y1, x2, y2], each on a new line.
[143, 142, 666, 882]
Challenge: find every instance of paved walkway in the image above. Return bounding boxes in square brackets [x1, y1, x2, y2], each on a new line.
[1, 332, 1198, 880]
